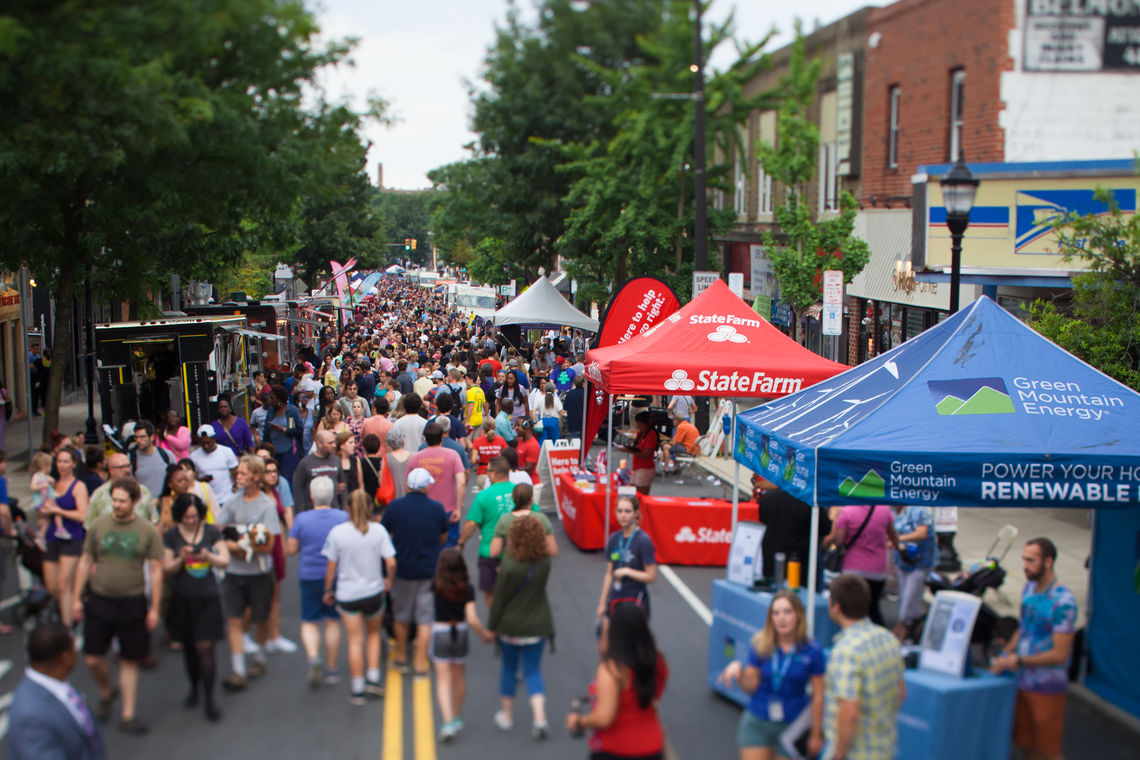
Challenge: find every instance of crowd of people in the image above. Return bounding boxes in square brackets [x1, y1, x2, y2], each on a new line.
[0, 274, 1082, 760]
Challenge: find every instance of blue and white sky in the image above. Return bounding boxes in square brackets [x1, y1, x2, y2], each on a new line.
[308, 0, 869, 190]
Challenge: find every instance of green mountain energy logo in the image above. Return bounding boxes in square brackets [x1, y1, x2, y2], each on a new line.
[927, 377, 1016, 416]
[839, 469, 885, 499]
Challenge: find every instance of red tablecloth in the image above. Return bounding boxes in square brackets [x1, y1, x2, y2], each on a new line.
[638, 495, 758, 566]
[557, 472, 616, 551]
[556, 473, 756, 564]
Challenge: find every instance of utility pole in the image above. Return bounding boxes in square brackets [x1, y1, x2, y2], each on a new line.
[693, 0, 707, 271]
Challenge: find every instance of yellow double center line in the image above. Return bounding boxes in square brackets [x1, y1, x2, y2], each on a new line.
[382, 658, 436, 760]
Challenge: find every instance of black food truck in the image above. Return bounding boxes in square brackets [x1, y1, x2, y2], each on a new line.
[95, 315, 265, 432]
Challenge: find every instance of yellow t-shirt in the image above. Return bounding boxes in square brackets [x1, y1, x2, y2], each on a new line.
[466, 386, 487, 428]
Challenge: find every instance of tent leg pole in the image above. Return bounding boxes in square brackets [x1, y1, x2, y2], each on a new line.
[580, 380, 591, 469]
[808, 507, 819, 639]
[731, 400, 739, 534]
[605, 393, 613, 542]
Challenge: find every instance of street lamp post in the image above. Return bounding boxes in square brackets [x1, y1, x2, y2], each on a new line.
[940, 154, 979, 313]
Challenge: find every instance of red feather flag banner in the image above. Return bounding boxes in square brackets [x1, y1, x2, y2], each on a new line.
[579, 277, 681, 463]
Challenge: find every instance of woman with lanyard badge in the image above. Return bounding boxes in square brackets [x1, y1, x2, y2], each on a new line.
[717, 590, 825, 760]
[596, 497, 657, 630]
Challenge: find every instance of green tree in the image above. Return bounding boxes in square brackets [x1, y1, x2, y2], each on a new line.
[1029, 186, 1140, 390]
[756, 27, 869, 336]
[0, 0, 363, 442]
[429, 0, 669, 284]
[374, 190, 433, 267]
[555, 0, 775, 304]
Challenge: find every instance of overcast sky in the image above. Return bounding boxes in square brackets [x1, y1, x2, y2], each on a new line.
[308, 0, 872, 190]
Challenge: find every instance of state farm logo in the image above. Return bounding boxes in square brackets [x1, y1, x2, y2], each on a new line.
[674, 526, 733, 544]
[664, 369, 695, 391]
[559, 496, 577, 521]
[707, 325, 748, 343]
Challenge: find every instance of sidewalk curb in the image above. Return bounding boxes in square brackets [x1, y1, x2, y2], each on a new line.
[1070, 682, 1140, 740]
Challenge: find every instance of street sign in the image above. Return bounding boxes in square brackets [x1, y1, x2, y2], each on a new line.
[500, 281, 516, 297]
[692, 271, 720, 298]
[727, 272, 744, 298]
[822, 270, 843, 336]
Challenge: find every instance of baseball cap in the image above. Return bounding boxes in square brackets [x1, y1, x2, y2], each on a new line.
[430, 370, 444, 379]
[407, 468, 435, 490]
[197, 425, 216, 438]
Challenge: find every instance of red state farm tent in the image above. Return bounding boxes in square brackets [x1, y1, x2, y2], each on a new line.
[585, 279, 844, 396]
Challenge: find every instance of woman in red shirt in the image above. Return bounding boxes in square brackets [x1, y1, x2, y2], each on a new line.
[624, 412, 659, 496]
[566, 603, 669, 759]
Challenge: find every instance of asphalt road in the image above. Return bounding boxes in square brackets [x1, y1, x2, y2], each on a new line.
[1, 471, 1137, 760]
[0, 475, 743, 760]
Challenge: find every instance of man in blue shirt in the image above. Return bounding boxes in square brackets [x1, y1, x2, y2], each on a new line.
[381, 469, 448, 676]
[562, 374, 586, 438]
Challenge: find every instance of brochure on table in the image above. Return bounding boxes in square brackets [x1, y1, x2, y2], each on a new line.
[726, 522, 766, 586]
[919, 590, 982, 678]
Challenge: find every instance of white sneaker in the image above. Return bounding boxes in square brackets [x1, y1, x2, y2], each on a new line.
[242, 634, 261, 654]
[269, 636, 298, 653]
[494, 710, 513, 731]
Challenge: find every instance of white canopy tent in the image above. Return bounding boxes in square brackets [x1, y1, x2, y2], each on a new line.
[491, 276, 599, 332]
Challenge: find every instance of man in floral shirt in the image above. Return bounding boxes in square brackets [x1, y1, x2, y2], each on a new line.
[990, 537, 1077, 760]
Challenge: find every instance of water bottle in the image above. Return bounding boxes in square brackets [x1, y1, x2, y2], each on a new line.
[787, 553, 802, 589]
[774, 552, 786, 588]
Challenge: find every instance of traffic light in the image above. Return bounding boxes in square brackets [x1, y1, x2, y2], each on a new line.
[404, 238, 410, 251]
[411, 238, 417, 250]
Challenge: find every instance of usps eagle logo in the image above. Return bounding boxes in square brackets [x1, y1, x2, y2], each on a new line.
[708, 325, 748, 343]
[664, 369, 695, 391]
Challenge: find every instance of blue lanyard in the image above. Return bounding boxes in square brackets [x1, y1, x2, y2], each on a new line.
[617, 528, 638, 566]
[769, 647, 795, 694]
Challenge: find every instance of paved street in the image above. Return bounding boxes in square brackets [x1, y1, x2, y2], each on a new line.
[0, 405, 1137, 758]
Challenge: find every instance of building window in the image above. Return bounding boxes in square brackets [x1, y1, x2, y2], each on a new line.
[733, 149, 747, 217]
[888, 85, 900, 168]
[818, 141, 839, 213]
[949, 69, 965, 162]
[756, 168, 773, 216]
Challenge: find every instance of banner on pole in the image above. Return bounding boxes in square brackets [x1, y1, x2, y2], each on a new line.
[582, 277, 681, 463]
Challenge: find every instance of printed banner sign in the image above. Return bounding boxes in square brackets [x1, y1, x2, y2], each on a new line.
[542, 439, 582, 509]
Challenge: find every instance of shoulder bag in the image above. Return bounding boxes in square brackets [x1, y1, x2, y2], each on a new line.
[822, 505, 877, 573]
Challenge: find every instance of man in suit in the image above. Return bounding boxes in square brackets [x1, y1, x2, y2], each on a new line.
[8, 623, 105, 759]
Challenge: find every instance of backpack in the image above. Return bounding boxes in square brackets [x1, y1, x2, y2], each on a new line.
[130, 445, 171, 474]
[447, 383, 466, 415]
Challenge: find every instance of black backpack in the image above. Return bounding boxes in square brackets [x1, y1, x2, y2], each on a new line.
[130, 445, 171, 474]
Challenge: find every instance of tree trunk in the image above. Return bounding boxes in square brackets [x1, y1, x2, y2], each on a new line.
[616, 250, 628, 285]
[43, 261, 78, 449]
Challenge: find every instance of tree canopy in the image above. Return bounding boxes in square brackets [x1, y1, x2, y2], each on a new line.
[1029, 185, 1140, 390]
[0, 0, 381, 441]
[756, 27, 869, 330]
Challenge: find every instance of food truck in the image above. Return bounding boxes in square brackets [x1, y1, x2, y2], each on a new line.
[95, 315, 264, 431]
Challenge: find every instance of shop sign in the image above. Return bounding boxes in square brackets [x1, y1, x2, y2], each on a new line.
[1024, 0, 1140, 71]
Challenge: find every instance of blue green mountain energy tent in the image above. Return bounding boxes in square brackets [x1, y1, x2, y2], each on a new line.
[733, 297, 1140, 714]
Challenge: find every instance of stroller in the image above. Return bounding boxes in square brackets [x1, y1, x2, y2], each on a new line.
[3, 502, 60, 629]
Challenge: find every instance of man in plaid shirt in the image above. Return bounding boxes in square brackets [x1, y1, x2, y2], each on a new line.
[824, 574, 906, 760]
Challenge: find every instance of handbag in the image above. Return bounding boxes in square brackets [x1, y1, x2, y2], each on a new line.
[367, 454, 396, 507]
[822, 506, 877, 573]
